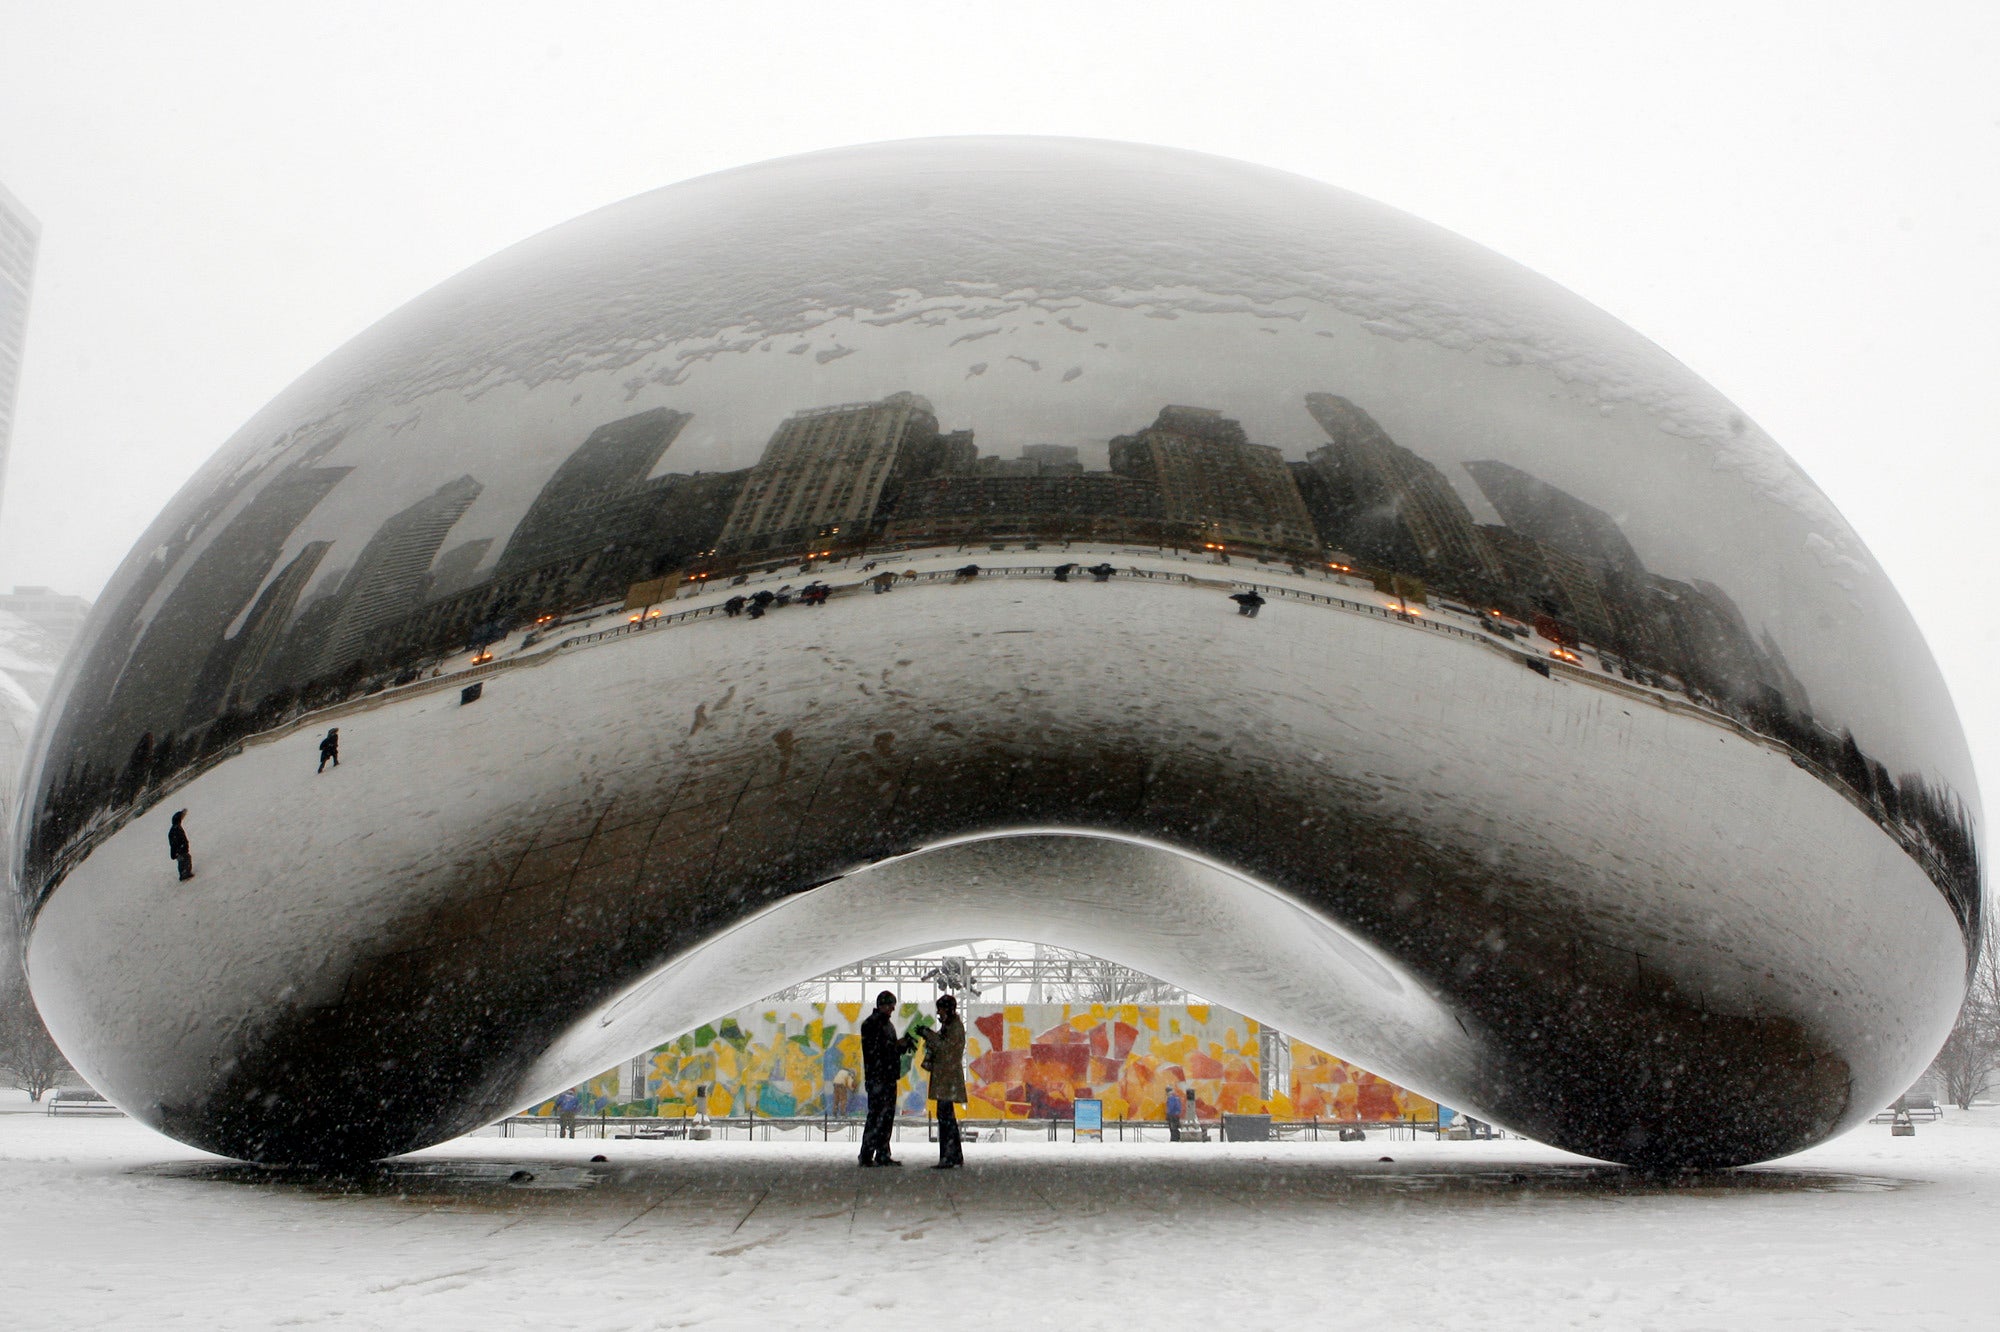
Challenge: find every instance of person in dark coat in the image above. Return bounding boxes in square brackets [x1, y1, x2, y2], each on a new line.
[912, 993, 968, 1168]
[317, 727, 340, 772]
[859, 990, 910, 1166]
[723, 594, 747, 617]
[954, 564, 980, 580]
[1088, 562, 1115, 582]
[1230, 590, 1265, 617]
[1052, 563, 1075, 582]
[167, 809, 193, 881]
[747, 588, 775, 619]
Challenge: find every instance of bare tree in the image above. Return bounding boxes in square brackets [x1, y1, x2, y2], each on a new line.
[1929, 928, 2000, 1110]
[0, 985, 69, 1102]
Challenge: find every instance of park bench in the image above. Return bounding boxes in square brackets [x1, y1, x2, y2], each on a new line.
[46, 1087, 119, 1115]
[1871, 1096, 1944, 1125]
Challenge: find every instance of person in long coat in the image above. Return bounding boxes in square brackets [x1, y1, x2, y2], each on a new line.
[858, 990, 910, 1167]
[912, 993, 968, 1168]
[166, 809, 193, 881]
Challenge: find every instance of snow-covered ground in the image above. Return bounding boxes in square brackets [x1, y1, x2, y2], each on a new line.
[1, 1088, 1992, 1329]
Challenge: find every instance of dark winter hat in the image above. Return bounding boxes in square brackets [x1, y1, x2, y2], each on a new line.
[875, 990, 896, 1007]
[936, 993, 957, 1012]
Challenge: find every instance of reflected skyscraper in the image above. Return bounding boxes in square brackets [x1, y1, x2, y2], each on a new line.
[1300, 393, 1502, 586]
[426, 538, 494, 603]
[1463, 459, 1644, 577]
[1479, 523, 1619, 644]
[89, 462, 352, 773]
[719, 392, 951, 553]
[973, 444, 1084, 478]
[198, 540, 335, 720]
[496, 408, 692, 578]
[1109, 406, 1315, 554]
[313, 475, 482, 679]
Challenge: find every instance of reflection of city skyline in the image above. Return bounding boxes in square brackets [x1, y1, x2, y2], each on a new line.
[26, 387, 1979, 937]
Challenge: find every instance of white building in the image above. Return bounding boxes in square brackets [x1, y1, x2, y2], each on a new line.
[0, 180, 37, 527]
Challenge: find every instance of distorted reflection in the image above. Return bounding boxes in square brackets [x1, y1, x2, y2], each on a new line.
[16, 138, 1976, 1169]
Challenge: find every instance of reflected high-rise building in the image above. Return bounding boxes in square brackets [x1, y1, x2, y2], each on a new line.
[0, 180, 36, 526]
[1455, 454, 1802, 716]
[1110, 406, 1315, 553]
[426, 538, 494, 603]
[313, 475, 483, 679]
[883, 429, 1159, 541]
[1479, 524, 1620, 646]
[719, 392, 952, 553]
[496, 407, 692, 578]
[1463, 459, 1644, 576]
[1299, 394, 1500, 584]
[194, 540, 335, 720]
[1020, 443, 1083, 473]
[1645, 574, 1794, 713]
[891, 470, 1164, 542]
[972, 443, 1085, 478]
[1465, 454, 1653, 661]
[94, 462, 352, 768]
[373, 411, 755, 672]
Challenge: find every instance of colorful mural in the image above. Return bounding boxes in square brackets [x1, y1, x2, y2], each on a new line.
[539, 1000, 1437, 1125]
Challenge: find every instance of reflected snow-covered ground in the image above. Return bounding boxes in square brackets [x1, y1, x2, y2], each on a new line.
[28, 559, 1962, 1164]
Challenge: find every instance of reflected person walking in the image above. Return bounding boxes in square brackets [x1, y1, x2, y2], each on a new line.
[167, 809, 193, 882]
[1229, 590, 1265, 617]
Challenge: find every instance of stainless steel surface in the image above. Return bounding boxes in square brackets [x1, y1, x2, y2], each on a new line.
[15, 138, 1980, 1166]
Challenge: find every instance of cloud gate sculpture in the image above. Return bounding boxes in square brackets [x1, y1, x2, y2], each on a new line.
[15, 138, 1980, 1168]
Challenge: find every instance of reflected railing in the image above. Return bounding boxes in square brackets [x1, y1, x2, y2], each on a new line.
[27, 554, 1979, 936]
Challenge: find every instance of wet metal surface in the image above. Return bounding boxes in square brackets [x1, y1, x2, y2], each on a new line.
[18, 139, 1977, 1170]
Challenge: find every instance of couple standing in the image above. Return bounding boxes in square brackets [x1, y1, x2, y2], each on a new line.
[858, 990, 967, 1169]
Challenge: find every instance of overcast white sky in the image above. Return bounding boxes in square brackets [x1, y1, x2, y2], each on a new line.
[1, 0, 1996, 817]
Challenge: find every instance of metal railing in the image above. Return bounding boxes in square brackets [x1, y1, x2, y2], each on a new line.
[492, 1111, 1465, 1143]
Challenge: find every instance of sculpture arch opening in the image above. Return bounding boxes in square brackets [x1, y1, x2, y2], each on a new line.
[518, 831, 1470, 1132]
